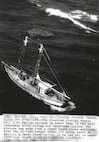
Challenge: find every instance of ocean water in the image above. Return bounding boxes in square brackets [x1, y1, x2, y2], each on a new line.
[0, 0, 99, 115]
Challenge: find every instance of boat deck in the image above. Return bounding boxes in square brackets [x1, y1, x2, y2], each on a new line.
[3, 62, 65, 107]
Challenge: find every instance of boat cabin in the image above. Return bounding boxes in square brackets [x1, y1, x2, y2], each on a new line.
[38, 82, 53, 95]
[18, 71, 29, 81]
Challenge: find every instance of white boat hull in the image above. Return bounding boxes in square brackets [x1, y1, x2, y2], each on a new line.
[2, 61, 75, 111]
[2, 62, 64, 105]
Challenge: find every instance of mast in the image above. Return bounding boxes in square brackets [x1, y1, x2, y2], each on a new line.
[18, 36, 29, 71]
[34, 43, 44, 77]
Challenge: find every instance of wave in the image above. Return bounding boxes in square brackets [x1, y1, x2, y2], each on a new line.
[28, 28, 54, 37]
[29, 0, 42, 7]
[69, 10, 98, 23]
[46, 8, 99, 34]
[50, 101, 76, 112]
[29, 0, 99, 34]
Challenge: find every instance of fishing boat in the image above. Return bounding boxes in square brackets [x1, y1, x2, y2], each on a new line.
[1, 36, 75, 112]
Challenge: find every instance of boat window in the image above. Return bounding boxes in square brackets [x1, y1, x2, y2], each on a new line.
[18, 72, 29, 81]
[45, 89, 54, 96]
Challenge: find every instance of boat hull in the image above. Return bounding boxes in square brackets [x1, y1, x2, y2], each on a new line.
[1, 61, 75, 111]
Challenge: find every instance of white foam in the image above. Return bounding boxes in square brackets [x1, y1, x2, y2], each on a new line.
[29, 0, 99, 34]
[29, 0, 42, 7]
[70, 10, 98, 22]
[50, 101, 76, 112]
[90, 15, 98, 21]
[46, 8, 99, 33]
[32, 2, 42, 7]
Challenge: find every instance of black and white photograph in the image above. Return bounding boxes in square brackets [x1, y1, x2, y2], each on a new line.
[0, 0, 99, 141]
[0, 0, 99, 115]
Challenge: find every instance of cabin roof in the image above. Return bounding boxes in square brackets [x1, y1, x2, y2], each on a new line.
[38, 82, 52, 90]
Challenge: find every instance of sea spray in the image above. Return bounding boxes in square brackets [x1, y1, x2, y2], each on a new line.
[70, 10, 98, 23]
[46, 8, 99, 34]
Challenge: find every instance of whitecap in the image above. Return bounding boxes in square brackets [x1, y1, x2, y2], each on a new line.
[70, 10, 98, 23]
[46, 8, 99, 34]
[28, 0, 42, 7]
[28, 0, 99, 34]
[28, 28, 54, 37]
[50, 101, 76, 112]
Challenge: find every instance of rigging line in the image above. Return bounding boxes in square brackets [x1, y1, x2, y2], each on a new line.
[43, 47, 51, 61]
[42, 53, 64, 92]
[43, 47, 70, 96]
[10, 41, 23, 57]
[43, 47, 60, 78]
[43, 48, 65, 88]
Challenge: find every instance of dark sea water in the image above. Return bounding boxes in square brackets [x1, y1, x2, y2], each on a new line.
[0, 0, 99, 115]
